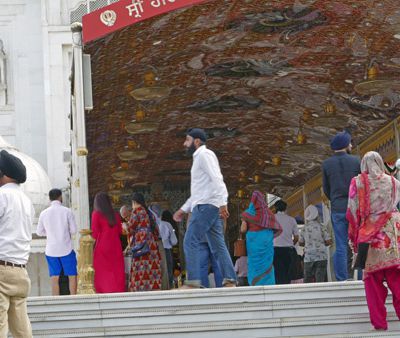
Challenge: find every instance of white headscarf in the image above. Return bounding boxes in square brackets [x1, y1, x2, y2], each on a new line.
[361, 151, 385, 177]
[304, 204, 319, 222]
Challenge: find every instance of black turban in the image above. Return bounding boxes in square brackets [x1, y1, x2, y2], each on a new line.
[186, 128, 207, 142]
[0, 150, 27, 183]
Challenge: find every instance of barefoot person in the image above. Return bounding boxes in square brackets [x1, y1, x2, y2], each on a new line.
[0, 150, 34, 337]
[174, 128, 236, 288]
[347, 151, 400, 331]
[37, 188, 78, 295]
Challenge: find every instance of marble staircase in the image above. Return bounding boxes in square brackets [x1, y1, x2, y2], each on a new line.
[27, 281, 400, 337]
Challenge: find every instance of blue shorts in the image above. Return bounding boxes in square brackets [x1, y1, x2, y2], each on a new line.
[45, 250, 77, 277]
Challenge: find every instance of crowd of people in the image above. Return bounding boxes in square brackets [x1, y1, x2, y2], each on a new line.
[3, 127, 400, 336]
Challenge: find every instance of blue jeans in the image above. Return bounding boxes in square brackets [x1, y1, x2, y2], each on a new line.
[199, 242, 223, 288]
[184, 204, 236, 287]
[331, 212, 349, 281]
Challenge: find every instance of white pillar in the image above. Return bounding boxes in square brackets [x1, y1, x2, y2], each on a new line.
[71, 22, 90, 246]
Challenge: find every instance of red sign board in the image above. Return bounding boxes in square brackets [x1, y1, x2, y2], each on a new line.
[82, 0, 210, 44]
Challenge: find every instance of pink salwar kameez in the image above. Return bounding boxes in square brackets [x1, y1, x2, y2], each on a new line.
[347, 151, 400, 330]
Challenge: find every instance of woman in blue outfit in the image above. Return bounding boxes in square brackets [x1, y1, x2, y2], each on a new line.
[241, 191, 282, 286]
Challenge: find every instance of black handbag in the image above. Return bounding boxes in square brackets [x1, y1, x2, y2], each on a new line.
[353, 243, 370, 270]
[131, 229, 151, 258]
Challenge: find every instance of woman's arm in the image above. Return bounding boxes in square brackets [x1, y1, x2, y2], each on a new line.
[346, 177, 360, 249]
[240, 220, 248, 233]
[91, 211, 101, 240]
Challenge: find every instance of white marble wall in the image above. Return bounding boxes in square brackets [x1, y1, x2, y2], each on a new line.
[0, 0, 82, 191]
[0, 0, 89, 296]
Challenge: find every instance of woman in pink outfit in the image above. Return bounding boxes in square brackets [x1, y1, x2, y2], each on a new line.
[91, 192, 125, 293]
[347, 151, 400, 331]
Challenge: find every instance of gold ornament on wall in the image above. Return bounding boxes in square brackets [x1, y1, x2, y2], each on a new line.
[135, 109, 146, 122]
[272, 156, 282, 166]
[118, 139, 149, 161]
[239, 171, 247, 183]
[296, 117, 307, 145]
[302, 109, 312, 123]
[297, 132, 307, 145]
[323, 100, 336, 116]
[237, 189, 245, 198]
[367, 60, 379, 80]
[128, 70, 170, 101]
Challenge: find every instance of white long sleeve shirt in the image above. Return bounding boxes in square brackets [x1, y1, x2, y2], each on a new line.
[181, 145, 228, 212]
[0, 183, 34, 265]
[36, 200, 77, 257]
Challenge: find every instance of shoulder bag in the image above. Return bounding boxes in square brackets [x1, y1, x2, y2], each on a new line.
[131, 228, 151, 258]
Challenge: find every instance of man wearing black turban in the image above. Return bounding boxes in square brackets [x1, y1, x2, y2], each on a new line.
[0, 150, 34, 337]
[173, 128, 237, 288]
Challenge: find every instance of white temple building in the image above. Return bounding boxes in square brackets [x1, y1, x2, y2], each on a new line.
[0, 0, 116, 296]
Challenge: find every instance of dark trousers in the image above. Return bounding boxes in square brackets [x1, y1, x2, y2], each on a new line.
[165, 248, 174, 288]
[237, 276, 249, 286]
[273, 247, 293, 284]
[304, 260, 327, 283]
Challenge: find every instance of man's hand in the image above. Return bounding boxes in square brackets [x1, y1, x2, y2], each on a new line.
[173, 209, 185, 222]
[219, 205, 229, 220]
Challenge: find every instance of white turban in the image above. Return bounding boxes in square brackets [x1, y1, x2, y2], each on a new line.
[305, 205, 319, 222]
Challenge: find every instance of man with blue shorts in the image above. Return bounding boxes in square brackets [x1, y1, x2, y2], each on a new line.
[37, 189, 78, 295]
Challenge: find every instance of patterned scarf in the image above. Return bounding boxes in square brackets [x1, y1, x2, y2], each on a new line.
[241, 191, 282, 237]
[347, 151, 398, 249]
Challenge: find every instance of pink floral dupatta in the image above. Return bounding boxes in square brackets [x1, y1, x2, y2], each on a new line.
[346, 151, 400, 252]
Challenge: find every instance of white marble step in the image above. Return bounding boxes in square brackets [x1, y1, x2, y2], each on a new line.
[27, 282, 400, 337]
[314, 332, 400, 338]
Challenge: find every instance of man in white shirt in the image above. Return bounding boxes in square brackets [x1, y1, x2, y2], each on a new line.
[0, 150, 34, 338]
[273, 199, 299, 284]
[37, 189, 78, 295]
[174, 128, 236, 288]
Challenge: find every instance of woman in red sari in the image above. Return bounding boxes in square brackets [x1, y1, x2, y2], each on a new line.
[128, 192, 162, 291]
[91, 192, 125, 293]
[347, 151, 400, 330]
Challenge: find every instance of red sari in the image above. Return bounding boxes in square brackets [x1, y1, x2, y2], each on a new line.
[92, 211, 125, 293]
[128, 206, 161, 291]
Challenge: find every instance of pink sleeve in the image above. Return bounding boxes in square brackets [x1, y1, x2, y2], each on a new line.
[347, 178, 360, 249]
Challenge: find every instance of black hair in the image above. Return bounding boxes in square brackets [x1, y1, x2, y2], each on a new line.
[49, 189, 62, 201]
[274, 200, 287, 212]
[93, 192, 116, 226]
[131, 192, 156, 232]
[161, 210, 175, 225]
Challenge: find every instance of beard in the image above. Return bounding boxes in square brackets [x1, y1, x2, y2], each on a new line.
[185, 142, 197, 156]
